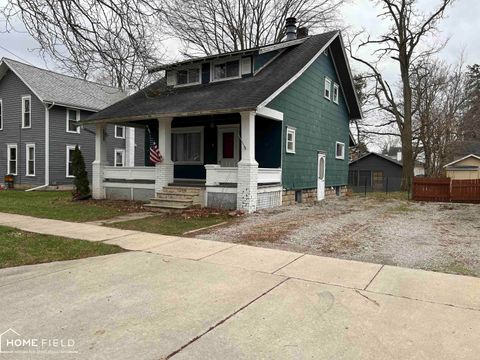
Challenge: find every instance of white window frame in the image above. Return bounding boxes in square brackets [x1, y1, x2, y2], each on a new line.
[333, 83, 339, 104]
[175, 66, 201, 87]
[66, 108, 81, 134]
[210, 58, 241, 82]
[286, 127, 296, 154]
[336, 141, 345, 160]
[324, 78, 332, 100]
[0, 98, 3, 130]
[25, 143, 36, 177]
[115, 125, 126, 139]
[114, 148, 126, 167]
[66, 145, 77, 178]
[171, 126, 204, 165]
[7, 144, 17, 175]
[21, 95, 31, 129]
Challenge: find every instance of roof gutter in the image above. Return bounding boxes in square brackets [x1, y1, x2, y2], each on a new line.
[26, 101, 55, 192]
[79, 106, 257, 125]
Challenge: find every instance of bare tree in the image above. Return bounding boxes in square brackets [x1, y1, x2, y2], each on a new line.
[1, 0, 164, 89]
[412, 58, 467, 176]
[162, 0, 344, 57]
[349, 0, 453, 191]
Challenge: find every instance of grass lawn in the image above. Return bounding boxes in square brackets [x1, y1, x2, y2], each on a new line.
[0, 226, 125, 269]
[0, 190, 143, 222]
[111, 214, 231, 236]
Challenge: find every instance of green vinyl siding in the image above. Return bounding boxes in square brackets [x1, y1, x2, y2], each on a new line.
[267, 49, 350, 189]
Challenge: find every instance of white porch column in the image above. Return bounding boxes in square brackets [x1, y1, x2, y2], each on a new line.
[92, 123, 107, 199]
[237, 111, 258, 213]
[125, 127, 135, 167]
[155, 118, 174, 193]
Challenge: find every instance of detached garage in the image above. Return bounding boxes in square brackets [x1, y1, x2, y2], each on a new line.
[444, 154, 480, 180]
[349, 153, 403, 192]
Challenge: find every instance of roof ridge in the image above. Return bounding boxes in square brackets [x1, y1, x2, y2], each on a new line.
[1, 57, 122, 91]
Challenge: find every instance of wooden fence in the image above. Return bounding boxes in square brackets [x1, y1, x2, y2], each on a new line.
[412, 178, 480, 203]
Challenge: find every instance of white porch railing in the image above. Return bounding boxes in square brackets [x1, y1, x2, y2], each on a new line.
[103, 166, 155, 181]
[258, 168, 282, 184]
[205, 164, 281, 185]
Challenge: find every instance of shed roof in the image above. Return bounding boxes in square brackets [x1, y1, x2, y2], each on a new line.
[0, 58, 126, 112]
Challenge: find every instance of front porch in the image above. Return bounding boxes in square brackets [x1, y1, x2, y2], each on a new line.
[92, 110, 284, 212]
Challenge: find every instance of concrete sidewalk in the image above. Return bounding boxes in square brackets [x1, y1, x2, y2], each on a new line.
[0, 212, 479, 359]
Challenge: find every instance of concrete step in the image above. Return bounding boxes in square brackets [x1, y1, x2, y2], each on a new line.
[149, 199, 194, 208]
[143, 203, 188, 213]
[155, 193, 197, 201]
[163, 186, 203, 194]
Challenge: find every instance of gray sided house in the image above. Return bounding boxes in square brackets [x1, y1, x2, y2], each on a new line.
[84, 20, 362, 212]
[349, 153, 403, 192]
[0, 58, 145, 188]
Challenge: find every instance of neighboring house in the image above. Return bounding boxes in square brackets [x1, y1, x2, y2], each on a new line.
[349, 152, 403, 192]
[83, 18, 362, 212]
[0, 58, 145, 188]
[444, 154, 480, 180]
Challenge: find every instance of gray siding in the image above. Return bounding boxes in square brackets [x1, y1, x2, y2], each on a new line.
[0, 69, 45, 186]
[349, 154, 403, 192]
[0, 68, 145, 186]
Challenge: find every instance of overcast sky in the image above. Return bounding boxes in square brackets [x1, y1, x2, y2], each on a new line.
[1, 0, 478, 72]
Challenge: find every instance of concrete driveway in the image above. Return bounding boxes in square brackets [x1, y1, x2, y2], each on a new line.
[0, 213, 480, 359]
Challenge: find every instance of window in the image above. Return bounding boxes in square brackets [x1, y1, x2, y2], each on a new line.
[333, 83, 339, 104]
[66, 145, 76, 178]
[114, 149, 125, 167]
[115, 125, 125, 139]
[172, 127, 203, 164]
[66, 109, 80, 133]
[0, 98, 3, 130]
[22, 95, 31, 128]
[286, 127, 296, 154]
[336, 141, 345, 160]
[212, 60, 240, 81]
[7, 144, 17, 175]
[176, 68, 200, 86]
[26, 144, 35, 176]
[324, 78, 331, 100]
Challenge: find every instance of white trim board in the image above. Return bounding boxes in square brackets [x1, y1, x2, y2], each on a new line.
[444, 154, 480, 168]
[256, 107, 283, 121]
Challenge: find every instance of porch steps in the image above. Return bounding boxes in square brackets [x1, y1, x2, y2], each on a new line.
[143, 185, 203, 212]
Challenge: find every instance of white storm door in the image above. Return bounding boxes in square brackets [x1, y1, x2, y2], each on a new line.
[317, 153, 326, 201]
[217, 125, 239, 167]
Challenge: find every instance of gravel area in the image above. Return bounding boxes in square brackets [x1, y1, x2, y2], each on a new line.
[196, 196, 480, 277]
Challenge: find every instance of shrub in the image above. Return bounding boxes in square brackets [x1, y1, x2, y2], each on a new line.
[72, 145, 90, 198]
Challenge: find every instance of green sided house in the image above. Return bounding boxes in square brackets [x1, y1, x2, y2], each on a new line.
[84, 19, 362, 212]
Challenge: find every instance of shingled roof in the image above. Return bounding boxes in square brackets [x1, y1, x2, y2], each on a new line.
[0, 58, 126, 112]
[85, 30, 362, 123]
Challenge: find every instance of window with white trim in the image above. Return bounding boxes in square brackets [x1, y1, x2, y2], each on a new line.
[172, 127, 204, 164]
[115, 125, 125, 139]
[212, 59, 240, 81]
[336, 141, 345, 160]
[66, 145, 76, 178]
[66, 109, 80, 133]
[333, 83, 339, 104]
[26, 143, 35, 176]
[7, 144, 17, 175]
[0, 98, 3, 130]
[22, 95, 31, 128]
[176, 67, 200, 86]
[286, 127, 296, 154]
[114, 149, 125, 167]
[324, 78, 331, 100]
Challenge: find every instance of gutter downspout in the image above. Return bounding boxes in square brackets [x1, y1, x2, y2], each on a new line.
[26, 102, 55, 192]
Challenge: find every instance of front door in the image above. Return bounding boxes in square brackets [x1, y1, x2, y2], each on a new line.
[217, 125, 239, 167]
[317, 153, 326, 201]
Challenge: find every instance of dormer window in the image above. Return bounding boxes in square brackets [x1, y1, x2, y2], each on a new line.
[176, 68, 200, 86]
[212, 59, 240, 81]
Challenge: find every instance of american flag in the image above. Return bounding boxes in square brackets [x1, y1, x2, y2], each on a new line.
[148, 127, 163, 164]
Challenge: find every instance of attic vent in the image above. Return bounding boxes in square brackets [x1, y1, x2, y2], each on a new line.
[285, 17, 297, 41]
